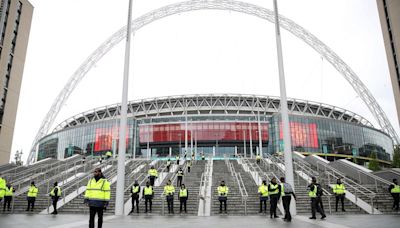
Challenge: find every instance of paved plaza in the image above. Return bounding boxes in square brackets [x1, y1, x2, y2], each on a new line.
[0, 214, 399, 228]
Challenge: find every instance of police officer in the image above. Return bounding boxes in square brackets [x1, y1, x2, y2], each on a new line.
[50, 182, 61, 214]
[3, 183, 14, 211]
[177, 168, 184, 187]
[0, 173, 5, 204]
[187, 159, 192, 173]
[280, 177, 296, 222]
[84, 168, 111, 228]
[164, 179, 175, 214]
[143, 181, 153, 213]
[258, 180, 268, 213]
[218, 180, 229, 213]
[389, 178, 400, 211]
[179, 184, 188, 213]
[26, 181, 38, 212]
[268, 177, 280, 218]
[148, 166, 158, 186]
[130, 180, 140, 214]
[166, 159, 172, 172]
[256, 154, 261, 164]
[333, 178, 346, 212]
[308, 177, 326, 219]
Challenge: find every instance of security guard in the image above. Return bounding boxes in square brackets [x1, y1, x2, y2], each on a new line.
[333, 178, 346, 212]
[0, 173, 5, 204]
[179, 184, 189, 213]
[164, 180, 175, 214]
[84, 168, 111, 228]
[187, 159, 192, 173]
[105, 151, 112, 159]
[26, 181, 38, 212]
[50, 182, 61, 214]
[148, 166, 158, 186]
[308, 176, 326, 219]
[258, 180, 268, 213]
[176, 155, 180, 165]
[177, 168, 184, 187]
[143, 181, 154, 213]
[130, 180, 140, 214]
[280, 177, 296, 222]
[3, 183, 14, 211]
[268, 177, 280, 218]
[218, 180, 229, 213]
[256, 154, 261, 164]
[389, 178, 400, 211]
[166, 159, 172, 172]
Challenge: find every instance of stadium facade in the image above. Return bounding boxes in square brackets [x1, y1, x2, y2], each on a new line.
[36, 94, 394, 165]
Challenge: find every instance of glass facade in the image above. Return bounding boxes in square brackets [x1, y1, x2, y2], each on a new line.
[37, 113, 393, 163]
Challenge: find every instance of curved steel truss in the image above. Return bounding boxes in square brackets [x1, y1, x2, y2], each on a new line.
[28, 0, 399, 164]
[52, 94, 373, 132]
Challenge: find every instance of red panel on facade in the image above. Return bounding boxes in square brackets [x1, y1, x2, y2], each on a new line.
[279, 122, 319, 148]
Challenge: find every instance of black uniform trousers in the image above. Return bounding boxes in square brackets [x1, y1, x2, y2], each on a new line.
[144, 195, 152, 212]
[335, 194, 345, 211]
[52, 196, 59, 214]
[392, 193, 399, 210]
[26, 197, 36, 211]
[180, 197, 187, 212]
[282, 195, 292, 221]
[131, 194, 139, 213]
[3, 196, 12, 211]
[89, 206, 104, 228]
[177, 176, 183, 187]
[259, 196, 267, 213]
[149, 176, 156, 186]
[166, 195, 174, 213]
[269, 194, 280, 217]
[219, 196, 227, 212]
[187, 166, 191, 173]
[311, 197, 326, 218]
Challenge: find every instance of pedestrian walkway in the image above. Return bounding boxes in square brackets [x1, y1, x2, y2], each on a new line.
[0, 214, 399, 228]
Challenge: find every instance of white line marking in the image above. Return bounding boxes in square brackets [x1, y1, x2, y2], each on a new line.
[49, 215, 118, 228]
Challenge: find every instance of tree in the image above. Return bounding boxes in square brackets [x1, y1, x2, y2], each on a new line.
[392, 146, 400, 168]
[368, 151, 380, 171]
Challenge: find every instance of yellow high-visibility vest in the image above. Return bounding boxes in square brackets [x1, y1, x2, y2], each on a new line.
[333, 184, 345, 194]
[164, 185, 175, 195]
[269, 184, 279, 195]
[5, 187, 13, 197]
[258, 184, 268, 197]
[84, 178, 111, 201]
[132, 186, 140, 194]
[148, 169, 158, 177]
[218, 186, 229, 196]
[309, 185, 317, 198]
[391, 185, 400, 193]
[144, 186, 153, 196]
[177, 170, 184, 177]
[0, 177, 6, 198]
[50, 186, 61, 197]
[179, 188, 188, 197]
[27, 186, 39, 198]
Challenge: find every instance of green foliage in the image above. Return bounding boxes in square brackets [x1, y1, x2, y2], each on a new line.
[392, 146, 400, 168]
[368, 151, 380, 171]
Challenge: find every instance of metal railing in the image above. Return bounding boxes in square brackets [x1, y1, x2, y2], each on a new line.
[224, 159, 248, 215]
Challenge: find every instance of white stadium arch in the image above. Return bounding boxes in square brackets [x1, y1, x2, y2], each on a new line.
[27, 0, 400, 164]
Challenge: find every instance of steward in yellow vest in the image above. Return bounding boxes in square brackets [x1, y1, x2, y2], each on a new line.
[308, 177, 326, 219]
[166, 159, 172, 172]
[143, 182, 153, 213]
[268, 178, 280, 218]
[148, 166, 158, 186]
[0, 174, 6, 201]
[84, 168, 110, 228]
[129, 180, 141, 214]
[389, 178, 400, 211]
[258, 180, 268, 213]
[26, 181, 38, 212]
[187, 159, 192, 173]
[333, 179, 346, 212]
[179, 184, 189, 213]
[177, 168, 184, 187]
[256, 154, 261, 164]
[3, 184, 14, 211]
[280, 177, 297, 222]
[164, 180, 175, 214]
[105, 151, 112, 159]
[176, 155, 180, 165]
[49, 182, 61, 214]
[217, 180, 229, 213]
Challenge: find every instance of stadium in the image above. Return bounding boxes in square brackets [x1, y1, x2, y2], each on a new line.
[36, 94, 393, 165]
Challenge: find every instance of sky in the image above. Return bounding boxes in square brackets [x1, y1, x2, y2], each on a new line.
[10, 0, 400, 163]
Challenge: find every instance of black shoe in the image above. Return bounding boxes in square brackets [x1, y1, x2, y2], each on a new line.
[137, 211, 139, 214]
[26, 209, 29, 211]
[342, 209, 346, 212]
[321, 215, 326, 219]
[270, 215, 273, 219]
[309, 217, 316, 219]
[31, 209, 33, 212]
[274, 215, 279, 218]
[129, 210, 133, 214]
[219, 211, 222, 214]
